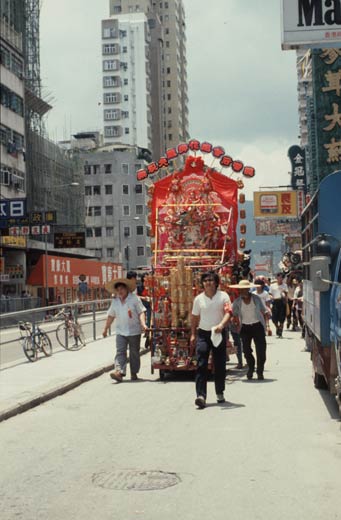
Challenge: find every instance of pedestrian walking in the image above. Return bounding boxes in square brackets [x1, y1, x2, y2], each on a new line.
[103, 277, 147, 382]
[286, 277, 298, 330]
[269, 272, 288, 338]
[230, 279, 270, 380]
[253, 278, 272, 336]
[190, 271, 232, 409]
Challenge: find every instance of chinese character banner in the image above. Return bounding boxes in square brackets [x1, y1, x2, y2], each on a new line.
[313, 49, 341, 180]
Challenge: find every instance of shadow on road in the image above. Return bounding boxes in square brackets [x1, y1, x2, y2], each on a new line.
[317, 388, 340, 421]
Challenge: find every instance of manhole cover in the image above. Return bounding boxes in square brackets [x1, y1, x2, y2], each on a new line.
[92, 469, 180, 491]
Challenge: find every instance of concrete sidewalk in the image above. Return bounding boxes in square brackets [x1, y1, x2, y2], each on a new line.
[0, 335, 148, 423]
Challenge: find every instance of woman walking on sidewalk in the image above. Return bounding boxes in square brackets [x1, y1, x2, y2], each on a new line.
[103, 278, 147, 382]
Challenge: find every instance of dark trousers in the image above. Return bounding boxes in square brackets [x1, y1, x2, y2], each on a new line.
[240, 322, 266, 375]
[195, 329, 226, 399]
[272, 299, 286, 335]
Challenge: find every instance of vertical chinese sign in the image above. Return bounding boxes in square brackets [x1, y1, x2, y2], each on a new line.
[312, 48, 341, 190]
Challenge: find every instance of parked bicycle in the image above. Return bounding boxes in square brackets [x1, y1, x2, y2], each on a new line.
[54, 308, 86, 350]
[19, 321, 53, 362]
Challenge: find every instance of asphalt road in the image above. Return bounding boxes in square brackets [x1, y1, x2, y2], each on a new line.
[0, 331, 340, 520]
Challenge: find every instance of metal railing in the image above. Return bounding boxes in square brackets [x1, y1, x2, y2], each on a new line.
[0, 299, 112, 368]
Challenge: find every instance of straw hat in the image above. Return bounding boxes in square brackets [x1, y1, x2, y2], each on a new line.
[229, 279, 257, 290]
[106, 277, 135, 294]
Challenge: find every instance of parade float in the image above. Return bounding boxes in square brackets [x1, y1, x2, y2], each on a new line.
[136, 140, 255, 379]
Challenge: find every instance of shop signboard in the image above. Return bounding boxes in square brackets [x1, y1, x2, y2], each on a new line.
[311, 48, 341, 184]
[54, 232, 86, 249]
[0, 236, 27, 247]
[0, 199, 27, 228]
[253, 191, 298, 219]
[281, 0, 341, 50]
[255, 219, 301, 236]
[288, 145, 307, 191]
[27, 254, 122, 288]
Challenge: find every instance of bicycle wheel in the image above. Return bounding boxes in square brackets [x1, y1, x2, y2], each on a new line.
[22, 338, 37, 362]
[56, 322, 71, 349]
[40, 333, 53, 357]
[69, 323, 86, 350]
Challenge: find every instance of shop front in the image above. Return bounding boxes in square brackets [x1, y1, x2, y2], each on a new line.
[27, 254, 123, 305]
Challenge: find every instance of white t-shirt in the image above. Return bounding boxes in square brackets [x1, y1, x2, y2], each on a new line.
[269, 282, 288, 300]
[192, 290, 231, 331]
[256, 290, 271, 307]
[241, 298, 259, 324]
[107, 293, 146, 336]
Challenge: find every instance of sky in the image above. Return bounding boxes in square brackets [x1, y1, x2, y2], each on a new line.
[40, 0, 299, 199]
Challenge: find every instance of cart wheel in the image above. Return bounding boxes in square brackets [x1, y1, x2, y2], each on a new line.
[159, 369, 165, 381]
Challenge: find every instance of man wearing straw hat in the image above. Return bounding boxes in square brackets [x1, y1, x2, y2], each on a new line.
[103, 277, 147, 382]
[190, 271, 232, 409]
[230, 279, 270, 380]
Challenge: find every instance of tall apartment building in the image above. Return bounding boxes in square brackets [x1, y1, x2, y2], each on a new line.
[103, 0, 189, 159]
[0, 8, 27, 295]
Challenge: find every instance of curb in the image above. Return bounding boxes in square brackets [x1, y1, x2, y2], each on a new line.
[0, 348, 150, 423]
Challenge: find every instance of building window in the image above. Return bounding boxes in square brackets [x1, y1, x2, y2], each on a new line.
[123, 205, 130, 216]
[167, 120, 172, 128]
[103, 59, 119, 71]
[122, 163, 129, 174]
[104, 109, 121, 120]
[168, 107, 172, 114]
[105, 185, 113, 195]
[106, 227, 114, 237]
[136, 205, 143, 215]
[85, 186, 92, 196]
[122, 46, 127, 53]
[135, 184, 142, 194]
[107, 248, 114, 257]
[103, 77, 121, 89]
[122, 110, 129, 118]
[167, 80, 171, 87]
[93, 165, 100, 174]
[104, 92, 121, 103]
[166, 41, 170, 48]
[136, 225, 144, 235]
[135, 163, 142, 171]
[165, 28, 169, 35]
[104, 126, 121, 137]
[123, 185, 129, 195]
[124, 94, 129, 101]
[124, 78, 128, 85]
[103, 44, 119, 54]
[105, 206, 113, 216]
[125, 128, 130, 134]
[94, 227, 102, 237]
[103, 27, 117, 38]
[95, 248, 102, 257]
[167, 94, 171, 100]
[165, 2, 169, 8]
[113, 6, 121, 12]
[93, 185, 101, 195]
[167, 67, 171, 74]
[0, 84, 24, 116]
[123, 226, 130, 237]
[84, 165, 91, 175]
[94, 206, 101, 216]
[104, 164, 112, 174]
[137, 246, 145, 256]
[168, 133, 172, 140]
[86, 228, 93, 237]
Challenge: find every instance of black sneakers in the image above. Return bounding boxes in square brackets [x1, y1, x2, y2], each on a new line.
[195, 396, 206, 409]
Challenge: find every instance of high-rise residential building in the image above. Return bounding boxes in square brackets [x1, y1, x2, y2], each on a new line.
[103, 0, 189, 159]
[101, 12, 152, 152]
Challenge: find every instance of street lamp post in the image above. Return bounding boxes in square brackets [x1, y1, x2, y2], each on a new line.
[44, 182, 79, 306]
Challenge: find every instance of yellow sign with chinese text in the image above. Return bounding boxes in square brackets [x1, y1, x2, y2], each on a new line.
[253, 191, 298, 219]
[0, 236, 27, 248]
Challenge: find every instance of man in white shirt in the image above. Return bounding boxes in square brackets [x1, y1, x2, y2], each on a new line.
[231, 280, 270, 380]
[269, 272, 288, 338]
[103, 278, 147, 382]
[190, 271, 232, 409]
